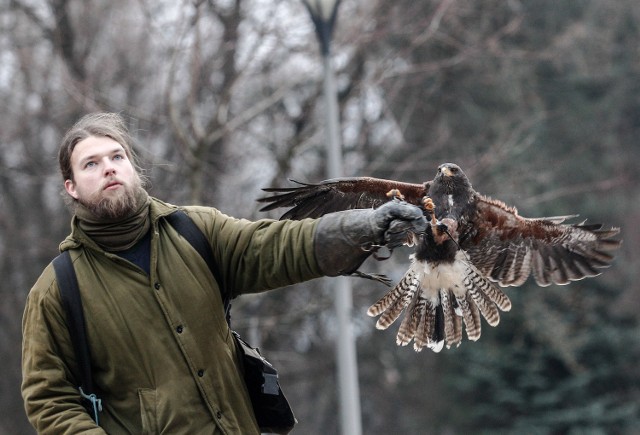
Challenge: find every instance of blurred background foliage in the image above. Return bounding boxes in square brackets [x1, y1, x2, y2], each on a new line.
[1, 0, 638, 433]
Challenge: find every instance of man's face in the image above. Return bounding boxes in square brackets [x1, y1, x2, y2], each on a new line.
[64, 135, 144, 220]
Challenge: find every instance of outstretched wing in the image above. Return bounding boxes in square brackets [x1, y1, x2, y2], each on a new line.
[258, 177, 428, 219]
[461, 195, 622, 287]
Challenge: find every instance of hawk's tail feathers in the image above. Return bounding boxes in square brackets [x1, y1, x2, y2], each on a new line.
[456, 293, 482, 341]
[440, 288, 462, 349]
[464, 264, 512, 326]
[398, 295, 445, 353]
[396, 294, 424, 347]
[369, 264, 448, 352]
[367, 269, 419, 330]
[396, 292, 423, 347]
[367, 258, 513, 352]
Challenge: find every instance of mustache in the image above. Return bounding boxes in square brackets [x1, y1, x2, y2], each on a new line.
[102, 178, 124, 190]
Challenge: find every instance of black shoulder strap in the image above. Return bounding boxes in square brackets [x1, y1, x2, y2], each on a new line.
[164, 210, 231, 323]
[52, 251, 103, 424]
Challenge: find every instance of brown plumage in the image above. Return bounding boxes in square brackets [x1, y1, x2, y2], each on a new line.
[258, 163, 622, 352]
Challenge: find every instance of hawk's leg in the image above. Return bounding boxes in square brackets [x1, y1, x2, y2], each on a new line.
[422, 196, 437, 224]
[422, 196, 453, 243]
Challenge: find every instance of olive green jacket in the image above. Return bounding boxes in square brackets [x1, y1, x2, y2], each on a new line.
[22, 198, 322, 434]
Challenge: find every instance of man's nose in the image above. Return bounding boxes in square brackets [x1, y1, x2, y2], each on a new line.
[103, 158, 116, 175]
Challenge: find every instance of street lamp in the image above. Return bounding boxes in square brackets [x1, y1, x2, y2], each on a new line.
[302, 2, 363, 435]
[302, 0, 343, 179]
[303, 0, 341, 56]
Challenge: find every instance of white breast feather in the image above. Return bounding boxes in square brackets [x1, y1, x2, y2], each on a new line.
[413, 252, 469, 303]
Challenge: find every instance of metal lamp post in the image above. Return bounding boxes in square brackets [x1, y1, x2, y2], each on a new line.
[302, 1, 363, 434]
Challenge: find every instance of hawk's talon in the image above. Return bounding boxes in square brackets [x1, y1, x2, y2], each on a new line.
[422, 196, 435, 212]
[359, 241, 392, 260]
[386, 189, 405, 201]
[359, 241, 377, 252]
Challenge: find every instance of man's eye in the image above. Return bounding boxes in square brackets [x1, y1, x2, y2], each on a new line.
[113, 154, 124, 161]
[85, 161, 96, 168]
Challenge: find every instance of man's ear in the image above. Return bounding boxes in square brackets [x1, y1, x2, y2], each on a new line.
[64, 179, 79, 199]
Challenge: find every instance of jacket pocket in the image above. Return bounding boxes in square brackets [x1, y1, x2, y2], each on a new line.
[138, 388, 158, 434]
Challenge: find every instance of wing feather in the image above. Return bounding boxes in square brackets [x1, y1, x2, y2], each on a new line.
[258, 177, 427, 219]
[463, 196, 621, 287]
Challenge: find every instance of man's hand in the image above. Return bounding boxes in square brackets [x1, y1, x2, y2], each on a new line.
[369, 200, 427, 249]
[314, 201, 427, 277]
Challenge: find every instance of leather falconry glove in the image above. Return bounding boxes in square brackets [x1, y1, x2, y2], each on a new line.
[314, 200, 427, 278]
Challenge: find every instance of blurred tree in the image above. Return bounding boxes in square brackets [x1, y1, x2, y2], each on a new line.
[444, 284, 640, 433]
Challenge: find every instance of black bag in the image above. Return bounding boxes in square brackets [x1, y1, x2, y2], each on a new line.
[232, 332, 296, 434]
[53, 210, 296, 433]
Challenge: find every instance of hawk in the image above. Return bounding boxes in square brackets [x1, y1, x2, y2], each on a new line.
[258, 163, 621, 352]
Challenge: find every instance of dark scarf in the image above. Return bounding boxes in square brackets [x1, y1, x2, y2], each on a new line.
[75, 190, 151, 252]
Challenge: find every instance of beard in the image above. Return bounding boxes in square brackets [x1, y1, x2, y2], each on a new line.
[78, 175, 146, 221]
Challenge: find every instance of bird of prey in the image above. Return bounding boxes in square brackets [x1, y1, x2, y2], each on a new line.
[258, 163, 621, 352]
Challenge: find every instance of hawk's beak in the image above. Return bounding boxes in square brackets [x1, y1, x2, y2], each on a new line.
[441, 167, 453, 177]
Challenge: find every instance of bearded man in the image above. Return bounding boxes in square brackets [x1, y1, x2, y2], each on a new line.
[21, 112, 426, 434]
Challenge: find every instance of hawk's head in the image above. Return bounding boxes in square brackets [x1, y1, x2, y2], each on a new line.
[434, 163, 473, 195]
